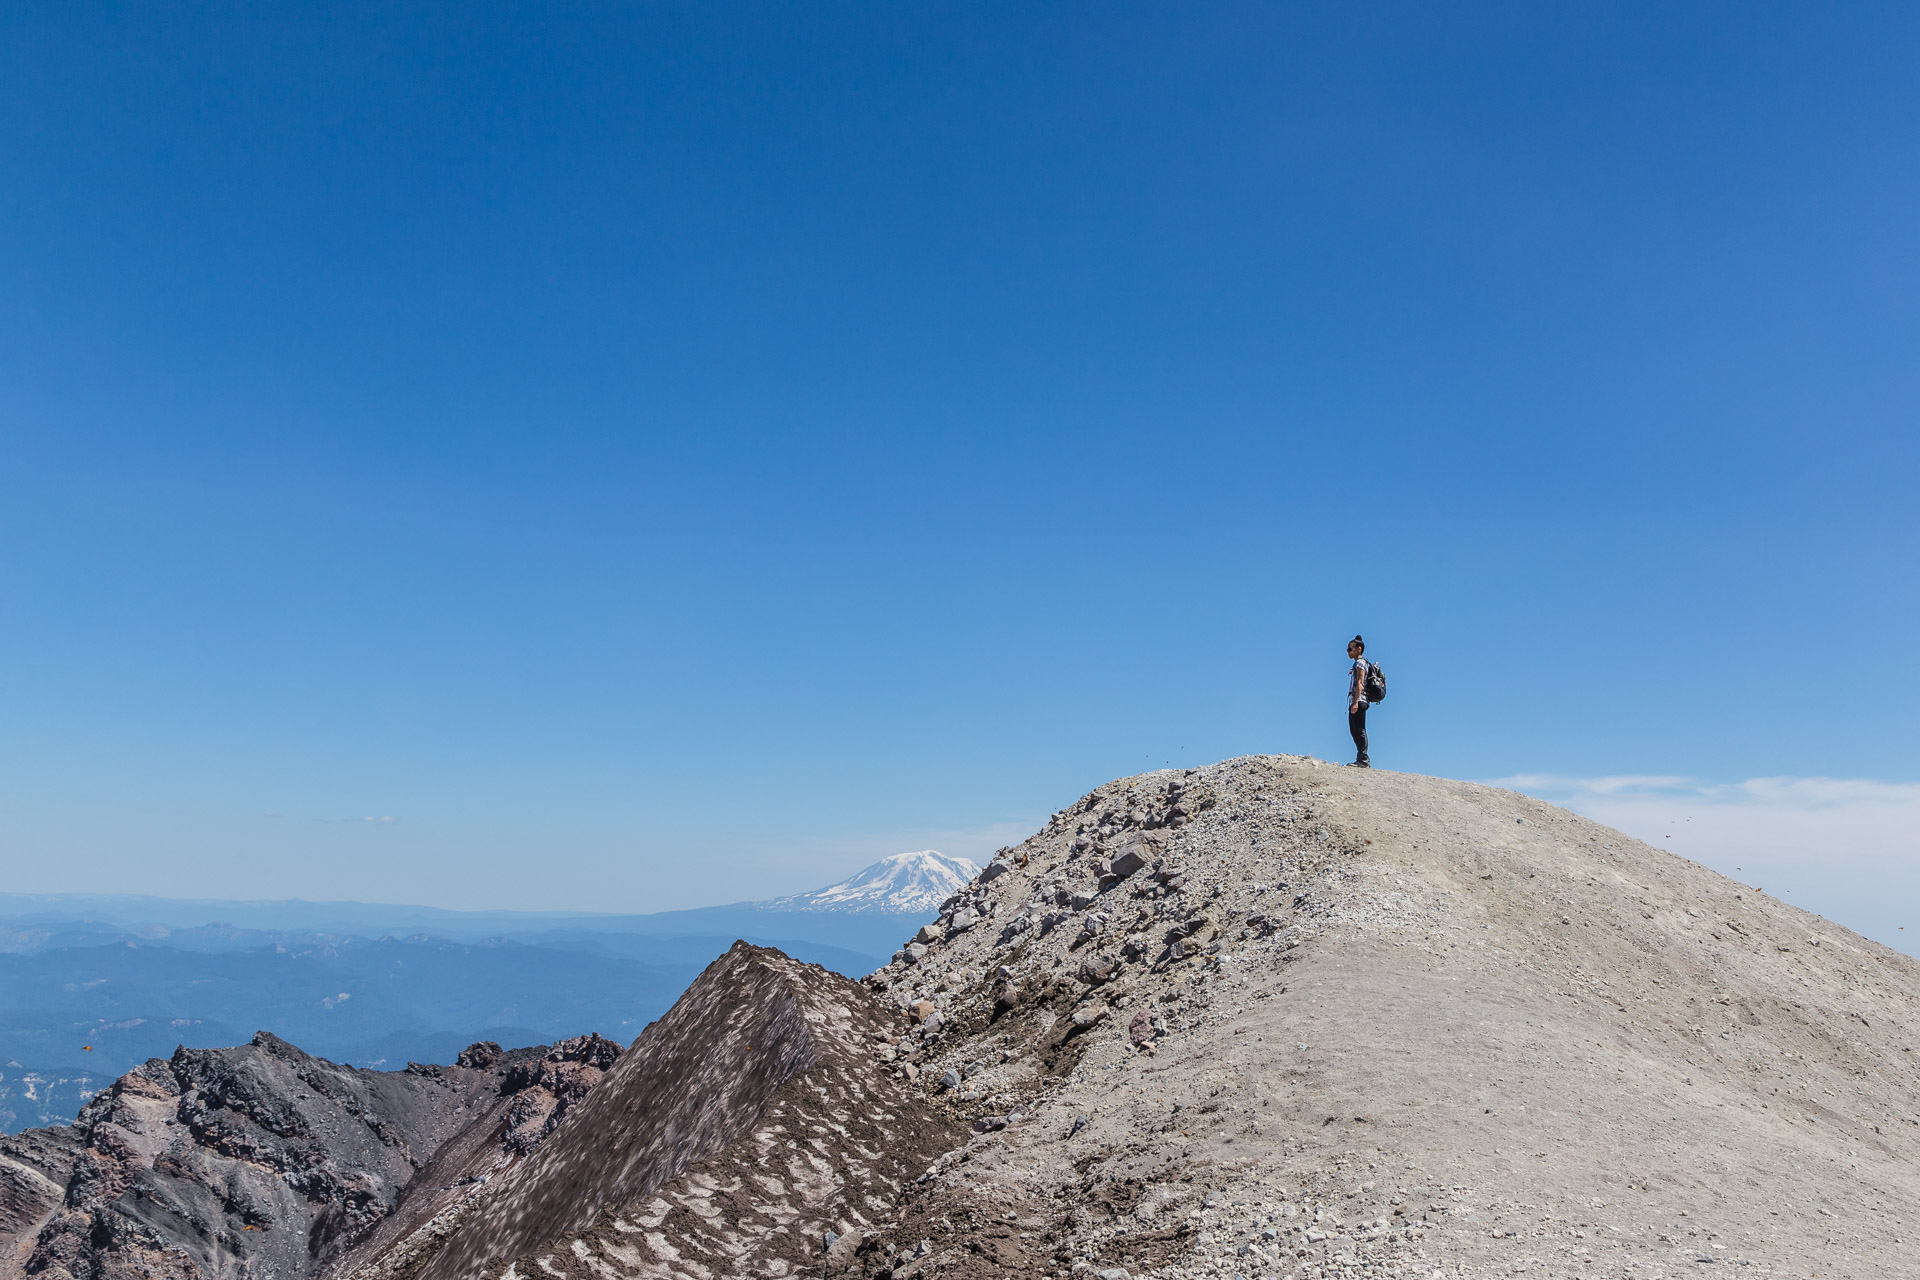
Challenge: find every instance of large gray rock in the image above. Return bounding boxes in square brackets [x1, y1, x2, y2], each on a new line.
[1108, 830, 1162, 878]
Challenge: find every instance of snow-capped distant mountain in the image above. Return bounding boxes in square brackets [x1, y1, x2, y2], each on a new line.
[760, 851, 982, 917]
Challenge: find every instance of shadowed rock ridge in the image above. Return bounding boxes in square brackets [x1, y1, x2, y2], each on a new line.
[387, 942, 957, 1280]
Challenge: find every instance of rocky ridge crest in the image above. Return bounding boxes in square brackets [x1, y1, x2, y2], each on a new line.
[845, 756, 1920, 1280]
[378, 941, 958, 1280]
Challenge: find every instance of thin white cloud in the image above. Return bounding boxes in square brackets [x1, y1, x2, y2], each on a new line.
[1490, 774, 1920, 859]
[1490, 773, 1920, 955]
[1497, 773, 1695, 796]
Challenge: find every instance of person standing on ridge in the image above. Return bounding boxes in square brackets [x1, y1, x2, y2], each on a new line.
[1346, 635, 1371, 768]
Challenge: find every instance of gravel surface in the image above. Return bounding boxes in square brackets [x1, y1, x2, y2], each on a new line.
[856, 754, 1920, 1280]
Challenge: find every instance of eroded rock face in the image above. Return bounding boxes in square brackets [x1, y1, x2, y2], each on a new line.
[364, 942, 959, 1280]
[0, 1125, 84, 1277]
[0, 1030, 619, 1279]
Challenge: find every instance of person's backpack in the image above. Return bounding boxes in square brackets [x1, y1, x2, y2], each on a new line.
[1364, 660, 1386, 704]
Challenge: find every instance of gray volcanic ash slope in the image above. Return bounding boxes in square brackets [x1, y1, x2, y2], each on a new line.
[851, 756, 1920, 1280]
[11, 757, 1920, 1280]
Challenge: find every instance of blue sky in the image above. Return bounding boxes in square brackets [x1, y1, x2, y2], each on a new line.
[2, 4, 1915, 923]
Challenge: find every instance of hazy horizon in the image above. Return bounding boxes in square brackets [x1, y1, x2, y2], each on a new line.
[7, 766, 1913, 964]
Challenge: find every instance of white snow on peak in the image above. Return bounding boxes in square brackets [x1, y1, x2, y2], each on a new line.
[761, 851, 982, 917]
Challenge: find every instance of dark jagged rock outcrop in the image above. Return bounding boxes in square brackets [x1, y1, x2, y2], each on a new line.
[0, 1030, 618, 1279]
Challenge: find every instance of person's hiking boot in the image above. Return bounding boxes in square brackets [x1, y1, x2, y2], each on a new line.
[1348, 759, 1370, 768]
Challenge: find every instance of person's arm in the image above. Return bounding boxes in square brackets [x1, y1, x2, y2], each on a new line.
[1348, 661, 1361, 714]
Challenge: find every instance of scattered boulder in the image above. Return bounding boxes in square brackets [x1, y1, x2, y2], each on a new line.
[456, 1040, 504, 1069]
[1168, 914, 1219, 958]
[1109, 831, 1161, 878]
[825, 1229, 861, 1267]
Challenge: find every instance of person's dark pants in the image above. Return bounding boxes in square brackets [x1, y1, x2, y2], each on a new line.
[1348, 706, 1369, 766]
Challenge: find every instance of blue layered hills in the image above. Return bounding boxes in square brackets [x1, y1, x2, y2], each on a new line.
[0, 852, 973, 1131]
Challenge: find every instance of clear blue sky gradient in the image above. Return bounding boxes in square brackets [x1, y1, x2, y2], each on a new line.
[2, 3, 1916, 910]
